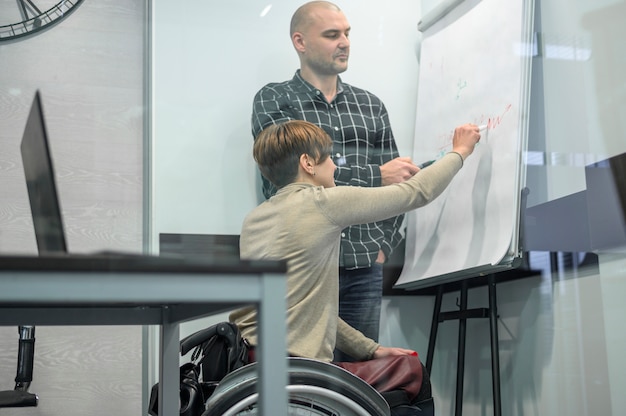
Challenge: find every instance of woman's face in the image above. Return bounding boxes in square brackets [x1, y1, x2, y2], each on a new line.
[315, 155, 337, 188]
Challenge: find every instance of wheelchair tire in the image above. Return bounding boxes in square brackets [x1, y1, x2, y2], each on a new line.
[203, 357, 390, 416]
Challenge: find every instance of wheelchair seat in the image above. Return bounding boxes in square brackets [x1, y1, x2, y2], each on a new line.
[203, 357, 390, 416]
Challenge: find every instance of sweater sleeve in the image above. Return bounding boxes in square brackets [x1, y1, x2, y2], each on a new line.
[334, 318, 379, 361]
[317, 152, 464, 229]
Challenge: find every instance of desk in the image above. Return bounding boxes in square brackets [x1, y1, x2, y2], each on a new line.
[0, 254, 287, 415]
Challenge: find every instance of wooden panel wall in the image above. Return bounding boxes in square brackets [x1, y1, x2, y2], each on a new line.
[0, 1, 145, 415]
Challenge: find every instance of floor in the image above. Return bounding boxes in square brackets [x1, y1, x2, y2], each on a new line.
[0, 326, 141, 416]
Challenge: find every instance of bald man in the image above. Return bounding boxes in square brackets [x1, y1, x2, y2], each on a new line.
[251, 1, 419, 362]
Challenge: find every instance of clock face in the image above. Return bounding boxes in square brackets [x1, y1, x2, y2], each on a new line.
[0, 0, 86, 42]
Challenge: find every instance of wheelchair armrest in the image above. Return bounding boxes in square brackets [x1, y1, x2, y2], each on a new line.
[180, 322, 238, 356]
[180, 326, 218, 356]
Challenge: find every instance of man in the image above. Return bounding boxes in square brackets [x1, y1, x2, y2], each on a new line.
[252, 1, 418, 357]
[232, 120, 480, 413]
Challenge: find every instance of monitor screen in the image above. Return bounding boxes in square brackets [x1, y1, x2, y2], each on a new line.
[586, 152, 626, 250]
[159, 233, 240, 259]
[20, 91, 67, 254]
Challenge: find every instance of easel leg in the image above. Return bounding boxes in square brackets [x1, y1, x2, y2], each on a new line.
[488, 274, 502, 416]
[455, 280, 468, 416]
[426, 285, 443, 373]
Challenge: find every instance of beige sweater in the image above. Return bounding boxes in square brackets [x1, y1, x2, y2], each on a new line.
[230, 152, 463, 362]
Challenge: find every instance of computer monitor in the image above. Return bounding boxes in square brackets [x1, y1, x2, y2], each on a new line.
[20, 90, 67, 254]
[159, 233, 240, 259]
[586, 152, 626, 250]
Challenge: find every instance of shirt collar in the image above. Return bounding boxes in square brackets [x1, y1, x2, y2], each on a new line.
[293, 70, 345, 98]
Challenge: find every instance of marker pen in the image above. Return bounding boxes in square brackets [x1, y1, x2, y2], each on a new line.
[418, 160, 436, 169]
[478, 124, 488, 143]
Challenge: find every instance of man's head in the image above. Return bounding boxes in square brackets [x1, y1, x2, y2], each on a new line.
[290, 1, 351, 77]
[254, 120, 334, 189]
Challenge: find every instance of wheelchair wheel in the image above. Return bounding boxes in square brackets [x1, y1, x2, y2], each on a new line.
[203, 357, 390, 416]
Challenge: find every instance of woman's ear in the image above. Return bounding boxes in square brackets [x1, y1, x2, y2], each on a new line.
[299, 154, 315, 175]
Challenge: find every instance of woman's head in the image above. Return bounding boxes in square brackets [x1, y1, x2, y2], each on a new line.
[254, 120, 334, 188]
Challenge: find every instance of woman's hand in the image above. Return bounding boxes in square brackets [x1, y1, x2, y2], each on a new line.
[372, 345, 419, 359]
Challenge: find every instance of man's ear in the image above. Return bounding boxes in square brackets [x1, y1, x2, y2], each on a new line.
[292, 32, 306, 53]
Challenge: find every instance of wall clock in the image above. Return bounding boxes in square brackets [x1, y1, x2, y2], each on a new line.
[0, 0, 86, 42]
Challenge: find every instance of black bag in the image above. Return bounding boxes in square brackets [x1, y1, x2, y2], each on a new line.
[381, 362, 435, 416]
[148, 322, 249, 416]
[186, 321, 249, 384]
[383, 391, 435, 416]
[148, 362, 207, 416]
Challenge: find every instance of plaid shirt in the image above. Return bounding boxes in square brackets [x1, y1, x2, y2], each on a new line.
[251, 70, 404, 269]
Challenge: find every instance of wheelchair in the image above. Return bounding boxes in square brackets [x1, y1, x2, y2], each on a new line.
[151, 321, 391, 416]
[203, 357, 391, 415]
[151, 321, 433, 416]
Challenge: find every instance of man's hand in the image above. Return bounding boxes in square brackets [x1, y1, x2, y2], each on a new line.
[380, 157, 419, 186]
[375, 250, 386, 264]
[372, 346, 419, 359]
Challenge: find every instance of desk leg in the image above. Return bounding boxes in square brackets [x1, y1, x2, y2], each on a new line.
[257, 272, 287, 416]
[159, 315, 180, 416]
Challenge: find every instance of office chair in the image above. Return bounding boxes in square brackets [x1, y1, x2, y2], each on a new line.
[0, 326, 39, 408]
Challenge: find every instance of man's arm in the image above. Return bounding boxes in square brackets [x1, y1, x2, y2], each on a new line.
[252, 86, 296, 198]
[252, 85, 295, 138]
[379, 214, 405, 262]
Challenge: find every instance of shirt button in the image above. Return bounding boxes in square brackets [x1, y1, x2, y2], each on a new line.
[341, 233, 346, 238]
[335, 153, 342, 158]
[334, 126, 339, 131]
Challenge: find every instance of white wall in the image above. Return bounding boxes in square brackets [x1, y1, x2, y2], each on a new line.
[0, 1, 146, 415]
[151, 0, 422, 247]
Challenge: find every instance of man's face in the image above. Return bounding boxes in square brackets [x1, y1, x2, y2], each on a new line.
[297, 7, 351, 76]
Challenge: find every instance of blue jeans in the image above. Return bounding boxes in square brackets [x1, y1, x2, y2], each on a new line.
[334, 263, 383, 362]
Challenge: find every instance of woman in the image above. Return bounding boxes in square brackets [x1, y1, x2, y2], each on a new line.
[231, 119, 480, 408]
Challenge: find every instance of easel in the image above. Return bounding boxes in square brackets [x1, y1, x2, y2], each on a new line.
[424, 274, 501, 416]
[422, 188, 530, 416]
